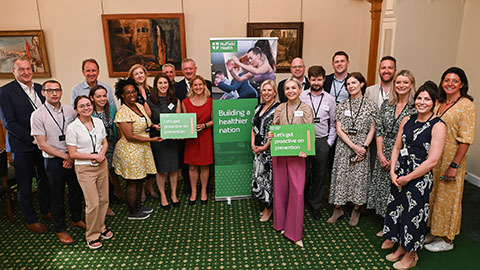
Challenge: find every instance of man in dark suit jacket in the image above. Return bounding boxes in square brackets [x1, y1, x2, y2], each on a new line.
[278, 57, 310, 102]
[174, 58, 212, 194]
[323, 51, 350, 104]
[0, 58, 51, 233]
[174, 58, 212, 101]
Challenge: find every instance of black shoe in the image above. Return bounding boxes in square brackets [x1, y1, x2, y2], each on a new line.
[312, 209, 322, 220]
[171, 199, 180, 208]
[188, 199, 196, 206]
[201, 199, 208, 205]
[161, 204, 171, 210]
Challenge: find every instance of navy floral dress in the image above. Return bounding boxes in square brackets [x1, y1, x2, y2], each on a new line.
[383, 114, 442, 252]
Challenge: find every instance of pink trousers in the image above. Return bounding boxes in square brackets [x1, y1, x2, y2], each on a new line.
[273, 156, 305, 242]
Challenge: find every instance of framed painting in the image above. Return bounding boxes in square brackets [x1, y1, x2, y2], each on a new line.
[247, 22, 304, 73]
[101, 13, 187, 77]
[0, 30, 51, 78]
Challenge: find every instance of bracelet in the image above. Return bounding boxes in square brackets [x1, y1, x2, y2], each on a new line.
[204, 123, 207, 129]
[450, 162, 461, 169]
[362, 144, 368, 150]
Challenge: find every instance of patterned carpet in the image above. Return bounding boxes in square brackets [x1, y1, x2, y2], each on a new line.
[1, 183, 479, 269]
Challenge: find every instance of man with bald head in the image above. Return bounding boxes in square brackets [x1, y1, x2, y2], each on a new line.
[0, 57, 51, 233]
[277, 57, 310, 102]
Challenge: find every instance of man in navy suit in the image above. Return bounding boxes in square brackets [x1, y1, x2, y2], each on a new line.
[0, 57, 51, 233]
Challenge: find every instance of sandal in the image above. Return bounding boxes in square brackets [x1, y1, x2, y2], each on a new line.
[100, 228, 113, 240]
[87, 239, 102, 249]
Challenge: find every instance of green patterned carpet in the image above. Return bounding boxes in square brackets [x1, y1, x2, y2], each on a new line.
[1, 186, 479, 269]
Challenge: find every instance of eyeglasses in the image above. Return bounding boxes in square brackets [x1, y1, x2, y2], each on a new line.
[44, 88, 62, 93]
[77, 103, 93, 109]
[124, 91, 137, 96]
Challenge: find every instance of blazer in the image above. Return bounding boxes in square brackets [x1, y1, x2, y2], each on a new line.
[0, 80, 45, 152]
[174, 78, 213, 101]
[277, 76, 310, 103]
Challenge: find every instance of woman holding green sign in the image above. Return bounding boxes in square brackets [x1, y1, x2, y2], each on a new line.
[147, 72, 182, 210]
[251, 80, 280, 222]
[181, 75, 213, 205]
[328, 72, 377, 226]
[270, 77, 313, 247]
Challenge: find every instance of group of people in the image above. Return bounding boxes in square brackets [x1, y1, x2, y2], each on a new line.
[0, 50, 476, 266]
[249, 52, 475, 269]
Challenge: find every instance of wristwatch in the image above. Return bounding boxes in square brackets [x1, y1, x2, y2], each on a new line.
[450, 162, 461, 169]
[362, 144, 368, 150]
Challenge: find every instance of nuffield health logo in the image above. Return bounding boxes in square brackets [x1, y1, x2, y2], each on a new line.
[210, 40, 237, 52]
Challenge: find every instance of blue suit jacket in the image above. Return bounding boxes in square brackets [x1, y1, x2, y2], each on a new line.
[0, 80, 45, 152]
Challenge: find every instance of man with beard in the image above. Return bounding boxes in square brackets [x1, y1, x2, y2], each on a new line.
[300, 66, 337, 219]
[365, 56, 397, 108]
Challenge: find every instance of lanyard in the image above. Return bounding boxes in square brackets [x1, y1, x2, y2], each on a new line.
[348, 96, 364, 129]
[388, 103, 408, 134]
[126, 104, 150, 129]
[309, 91, 324, 118]
[26, 94, 38, 110]
[44, 104, 65, 135]
[81, 118, 97, 153]
[332, 79, 345, 103]
[436, 96, 462, 118]
[286, 101, 302, 125]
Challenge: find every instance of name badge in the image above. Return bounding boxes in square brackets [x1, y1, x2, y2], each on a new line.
[140, 117, 147, 123]
[400, 148, 408, 157]
[344, 110, 352, 117]
[294, 110, 304, 117]
[314, 117, 321, 123]
[321, 105, 329, 111]
[347, 128, 357, 135]
[168, 103, 175, 110]
[58, 135, 66, 141]
[253, 126, 259, 134]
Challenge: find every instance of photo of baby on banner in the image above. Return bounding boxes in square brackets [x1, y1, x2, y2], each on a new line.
[210, 37, 278, 99]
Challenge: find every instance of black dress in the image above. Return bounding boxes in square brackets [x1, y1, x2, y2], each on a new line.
[251, 102, 279, 208]
[383, 114, 442, 252]
[147, 97, 180, 173]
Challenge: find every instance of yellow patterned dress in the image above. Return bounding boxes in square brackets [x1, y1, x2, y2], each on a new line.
[429, 98, 476, 240]
[113, 103, 157, 180]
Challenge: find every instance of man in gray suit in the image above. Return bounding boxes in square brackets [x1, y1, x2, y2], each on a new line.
[364, 56, 397, 109]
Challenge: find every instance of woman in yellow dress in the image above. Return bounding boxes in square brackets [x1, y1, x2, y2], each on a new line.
[113, 78, 162, 220]
[424, 67, 476, 252]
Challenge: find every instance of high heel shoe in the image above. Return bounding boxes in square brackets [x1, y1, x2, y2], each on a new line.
[171, 198, 180, 208]
[386, 252, 404, 262]
[349, 209, 361, 226]
[381, 239, 395, 250]
[260, 209, 272, 222]
[327, 208, 344, 224]
[393, 254, 418, 269]
[161, 203, 171, 210]
[200, 199, 208, 205]
[188, 199, 196, 206]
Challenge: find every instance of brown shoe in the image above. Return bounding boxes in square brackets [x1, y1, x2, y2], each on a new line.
[56, 231, 74, 245]
[72, 220, 86, 230]
[25, 222, 49, 234]
[41, 213, 52, 221]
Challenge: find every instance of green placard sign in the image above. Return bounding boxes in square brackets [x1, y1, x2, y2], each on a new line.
[160, 113, 197, 139]
[270, 124, 316, 157]
[210, 40, 238, 53]
[213, 99, 257, 199]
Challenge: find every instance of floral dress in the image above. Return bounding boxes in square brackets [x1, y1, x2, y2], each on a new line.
[383, 114, 443, 252]
[367, 102, 415, 217]
[429, 98, 476, 240]
[113, 103, 156, 180]
[329, 97, 377, 206]
[251, 102, 279, 208]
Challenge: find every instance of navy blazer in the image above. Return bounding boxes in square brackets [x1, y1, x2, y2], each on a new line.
[174, 78, 213, 101]
[0, 80, 45, 152]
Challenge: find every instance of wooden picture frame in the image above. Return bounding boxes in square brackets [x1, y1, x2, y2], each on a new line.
[101, 13, 187, 77]
[0, 30, 51, 78]
[247, 22, 303, 73]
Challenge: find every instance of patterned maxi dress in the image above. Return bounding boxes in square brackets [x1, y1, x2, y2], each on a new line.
[429, 98, 476, 240]
[251, 102, 279, 208]
[367, 102, 415, 217]
[329, 97, 377, 206]
[383, 114, 442, 252]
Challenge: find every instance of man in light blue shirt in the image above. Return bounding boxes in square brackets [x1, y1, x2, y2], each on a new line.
[71, 58, 116, 108]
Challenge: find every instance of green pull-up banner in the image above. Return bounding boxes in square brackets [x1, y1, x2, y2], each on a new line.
[213, 99, 257, 200]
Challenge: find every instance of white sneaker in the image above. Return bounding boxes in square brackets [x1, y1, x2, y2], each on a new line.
[424, 239, 454, 252]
